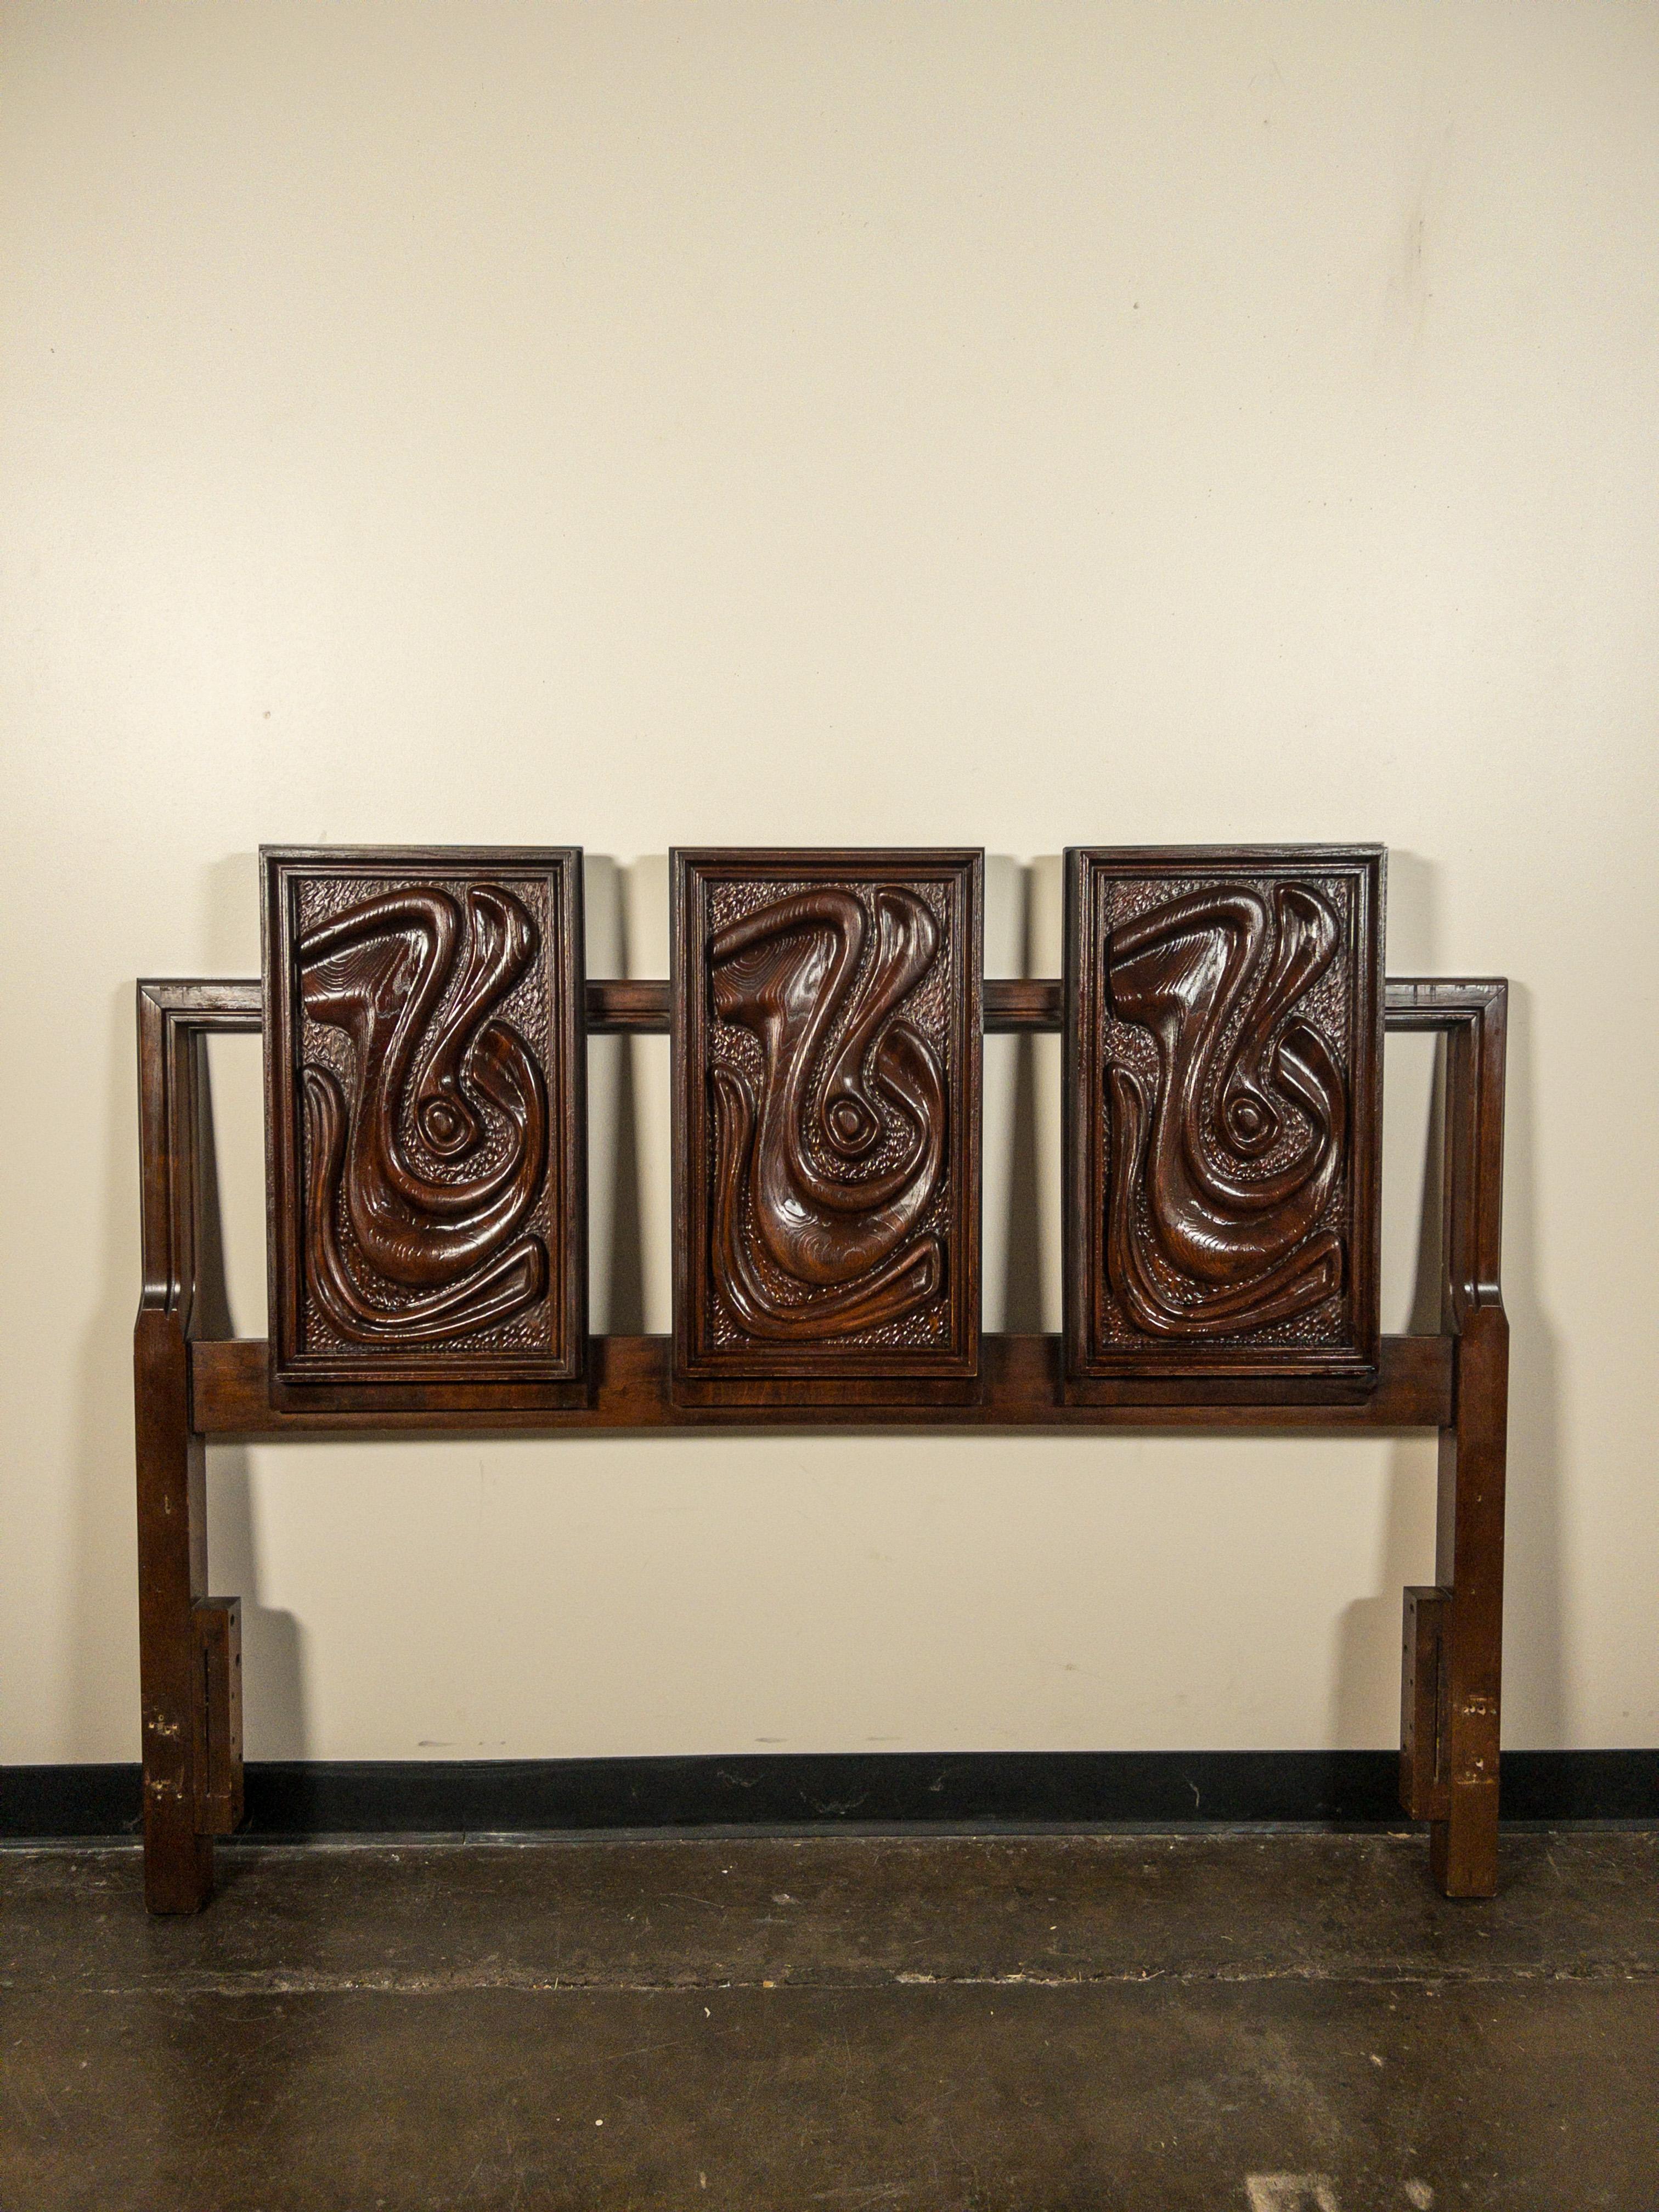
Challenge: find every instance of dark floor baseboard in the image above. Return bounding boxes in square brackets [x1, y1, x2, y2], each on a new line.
[3, 1749, 1656, 1840]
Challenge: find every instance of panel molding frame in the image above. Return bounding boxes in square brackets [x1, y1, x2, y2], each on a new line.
[261, 844, 588, 1402]
[1063, 843, 1386, 1394]
[670, 847, 984, 1407]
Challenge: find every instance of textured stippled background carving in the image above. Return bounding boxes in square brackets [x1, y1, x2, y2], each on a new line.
[1068, 849, 1384, 1380]
[292, 872, 557, 1359]
[675, 853, 981, 1384]
[265, 849, 585, 1389]
[706, 876, 954, 1351]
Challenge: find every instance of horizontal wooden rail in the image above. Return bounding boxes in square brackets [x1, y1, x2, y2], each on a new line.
[584, 978, 670, 1031]
[193, 1332, 1452, 1435]
[177, 972, 1472, 1441]
[189, 976, 1497, 1040]
[585, 977, 1066, 1032]
[983, 978, 1065, 1032]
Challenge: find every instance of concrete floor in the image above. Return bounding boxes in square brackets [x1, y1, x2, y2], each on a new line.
[3, 1829, 1656, 2210]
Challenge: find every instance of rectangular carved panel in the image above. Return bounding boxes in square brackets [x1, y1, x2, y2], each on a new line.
[263, 847, 586, 1395]
[1064, 845, 1385, 1387]
[673, 849, 983, 1403]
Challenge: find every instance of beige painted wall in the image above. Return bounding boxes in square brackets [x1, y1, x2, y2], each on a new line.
[3, 2, 1655, 1764]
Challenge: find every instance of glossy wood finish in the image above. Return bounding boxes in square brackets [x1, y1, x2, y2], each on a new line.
[671, 851, 983, 1404]
[190, 1330, 1452, 1434]
[1065, 846, 1386, 1387]
[587, 975, 1062, 1035]
[1389, 977, 1509, 1898]
[134, 965, 1508, 1910]
[262, 847, 586, 1398]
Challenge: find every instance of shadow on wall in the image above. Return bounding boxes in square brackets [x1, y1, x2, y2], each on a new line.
[1494, 980, 1566, 1747]
[1328, 854, 1565, 1748]
[584, 854, 645, 1334]
[1329, 847, 1442, 1745]
[1001, 862, 1046, 1333]
[195, 1093, 309, 1760]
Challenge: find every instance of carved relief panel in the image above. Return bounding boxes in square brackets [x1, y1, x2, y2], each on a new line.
[1064, 846, 1385, 1388]
[673, 850, 983, 1402]
[263, 847, 585, 1396]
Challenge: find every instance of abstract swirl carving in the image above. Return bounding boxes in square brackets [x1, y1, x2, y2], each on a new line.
[707, 886, 947, 1339]
[297, 885, 549, 1344]
[1105, 882, 1348, 1336]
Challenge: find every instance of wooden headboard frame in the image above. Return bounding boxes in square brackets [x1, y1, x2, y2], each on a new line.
[135, 928, 1506, 1914]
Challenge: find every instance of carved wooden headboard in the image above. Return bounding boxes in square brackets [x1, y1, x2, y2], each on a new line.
[135, 843, 1508, 1912]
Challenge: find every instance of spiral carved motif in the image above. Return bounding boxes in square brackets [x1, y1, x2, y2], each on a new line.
[1068, 850, 1383, 1379]
[291, 881, 553, 1352]
[1104, 882, 1349, 1337]
[707, 885, 949, 1340]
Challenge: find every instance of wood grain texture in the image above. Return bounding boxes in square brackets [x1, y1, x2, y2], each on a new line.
[1065, 846, 1386, 1388]
[262, 848, 586, 1396]
[1375, 978, 1508, 1894]
[191, 1331, 1452, 1434]
[134, 981, 256, 1911]
[586, 975, 1060, 1034]
[672, 850, 983, 1403]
